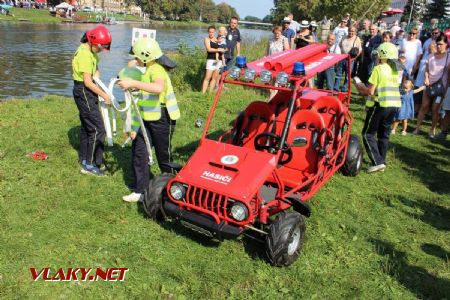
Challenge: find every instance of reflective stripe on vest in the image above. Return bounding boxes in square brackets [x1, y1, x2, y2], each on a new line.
[366, 65, 401, 108]
[136, 64, 180, 121]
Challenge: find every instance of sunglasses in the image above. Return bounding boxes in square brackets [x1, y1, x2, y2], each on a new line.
[409, 32, 417, 35]
[437, 43, 446, 46]
[432, 32, 440, 35]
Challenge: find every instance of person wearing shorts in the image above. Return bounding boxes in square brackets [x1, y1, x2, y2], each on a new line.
[201, 26, 225, 94]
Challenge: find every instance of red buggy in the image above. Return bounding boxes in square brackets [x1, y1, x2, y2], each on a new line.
[143, 44, 363, 266]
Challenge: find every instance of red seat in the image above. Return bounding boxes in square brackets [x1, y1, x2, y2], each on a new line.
[267, 109, 325, 188]
[232, 101, 274, 148]
[311, 96, 345, 146]
[269, 90, 293, 136]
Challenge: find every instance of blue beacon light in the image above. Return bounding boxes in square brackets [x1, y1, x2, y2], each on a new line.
[292, 62, 306, 76]
[236, 56, 247, 68]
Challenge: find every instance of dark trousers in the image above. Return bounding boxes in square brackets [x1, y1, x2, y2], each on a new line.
[317, 67, 335, 90]
[334, 60, 352, 92]
[132, 108, 176, 193]
[361, 104, 398, 166]
[73, 82, 106, 166]
[224, 57, 234, 71]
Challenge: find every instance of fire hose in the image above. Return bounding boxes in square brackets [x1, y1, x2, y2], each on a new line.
[94, 77, 154, 166]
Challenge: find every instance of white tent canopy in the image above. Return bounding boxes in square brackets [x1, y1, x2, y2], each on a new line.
[55, 2, 74, 9]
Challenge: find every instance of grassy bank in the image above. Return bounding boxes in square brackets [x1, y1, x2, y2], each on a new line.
[0, 7, 222, 26]
[1, 74, 449, 299]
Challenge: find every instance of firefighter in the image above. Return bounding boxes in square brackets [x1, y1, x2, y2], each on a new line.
[72, 25, 112, 176]
[355, 42, 401, 173]
[118, 38, 180, 202]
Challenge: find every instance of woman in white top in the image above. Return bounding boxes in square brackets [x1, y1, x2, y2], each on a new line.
[266, 25, 289, 56]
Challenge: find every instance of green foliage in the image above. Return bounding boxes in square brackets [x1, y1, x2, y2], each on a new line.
[135, 0, 239, 22]
[244, 15, 262, 22]
[271, 0, 391, 24]
[425, 0, 450, 20]
[401, 0, 426, 23]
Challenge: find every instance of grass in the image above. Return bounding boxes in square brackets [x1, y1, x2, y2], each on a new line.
[0, 7, 62, 23]
[0, 44, 449, 298]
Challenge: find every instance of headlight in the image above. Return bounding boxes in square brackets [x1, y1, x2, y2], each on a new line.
[275, 72, 290, 86]
[230, 202, 248, 221]
[229, 66, 241, 79]
[244, 68, 256, 82]
[259, 69, 273, 84]
[169, 182, 185, 200]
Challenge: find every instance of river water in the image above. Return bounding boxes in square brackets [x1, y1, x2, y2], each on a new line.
[0, 23, 270, 99]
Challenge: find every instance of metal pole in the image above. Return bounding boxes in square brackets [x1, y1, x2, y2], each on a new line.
[408, 0, 414, 25]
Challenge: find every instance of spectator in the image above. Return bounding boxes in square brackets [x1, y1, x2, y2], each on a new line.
[317, 33, 341, 90]
[333, 19, 349, 47]
[414, 42, 437, 113]
[282, 17, 295, 49]
[320, 16, 331, 42]
[359, 25, 382, 84]
[287, 13, 300, 33]
[391, 80, 424, 135]
[224, 16, 241, 71]
[392, 29, 405, 49]
[390, 20, 401, 37]
[399, 27, 422, 78]
[201, 26, 225, 94]
[422, 28, 441, 57]
[309, 21, 319, 42]
[414, 34, 449, 137]
[295, 20, 314, 49]
[435, 88, 450, 140]
[266, 25, 289, 56]
[335, 26, 361, 92]
[358, 19, 371, 42]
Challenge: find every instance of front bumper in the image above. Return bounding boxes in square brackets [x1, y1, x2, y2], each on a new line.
[163, 201, 243, 240]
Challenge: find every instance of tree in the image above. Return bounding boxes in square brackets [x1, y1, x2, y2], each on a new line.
[271, 0, 391, 24]
[262, 14, 273, 23]
[244, 16, 262, 22]
[425, 0, 450, 20]
[401, 0, 427, 23]
[216, 2, 239, 23]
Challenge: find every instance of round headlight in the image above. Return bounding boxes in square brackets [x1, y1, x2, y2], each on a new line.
[275, 72, 290, 87]
[229, 66, 241, 79]
[244, 68, 256, 82]
[169, 183, 185, 200]
[259, 69, 273, 84]
[230, 202, 248, 221]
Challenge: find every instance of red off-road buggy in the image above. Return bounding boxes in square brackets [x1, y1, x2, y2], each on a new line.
[143, 44, 363, 266]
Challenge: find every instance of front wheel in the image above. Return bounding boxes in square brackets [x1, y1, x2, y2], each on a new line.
[143, 173, 174, 219]
[266, 211, 306, 267]
[340, 134, 363, 177]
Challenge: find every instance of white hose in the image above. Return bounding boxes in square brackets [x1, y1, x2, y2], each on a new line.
[93, 77, 153, 165]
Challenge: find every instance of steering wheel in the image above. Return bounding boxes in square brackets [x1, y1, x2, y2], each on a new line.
[254, 132, 292, 164]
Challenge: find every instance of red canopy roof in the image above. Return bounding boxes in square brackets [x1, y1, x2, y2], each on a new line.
[382, 8, 403, 15]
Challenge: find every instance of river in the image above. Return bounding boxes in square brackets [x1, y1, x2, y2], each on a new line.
[0, 22, 270, 99]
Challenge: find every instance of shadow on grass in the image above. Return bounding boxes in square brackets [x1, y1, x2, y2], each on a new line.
[396, 195, 450, 232]
[390, 141, 450, 195]
[372, 239, 450, 299]
[67, 126, 134, 187]
[378, 193, 450, 232]
[421, 243, 450, 261]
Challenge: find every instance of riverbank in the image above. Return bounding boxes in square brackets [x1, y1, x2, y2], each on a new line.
[0, 88, 449, 298]
[0, 7, 224, 27]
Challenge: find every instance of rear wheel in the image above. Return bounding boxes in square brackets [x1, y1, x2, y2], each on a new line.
[143, 173, 174, 219]
[341, 134, 363, 176]
[266, 211, 306, 267]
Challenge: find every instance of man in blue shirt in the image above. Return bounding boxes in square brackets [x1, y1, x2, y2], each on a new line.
[282, 17, 295, 49]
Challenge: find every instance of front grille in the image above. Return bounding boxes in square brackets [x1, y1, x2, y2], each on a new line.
[185, 185, 229, 219]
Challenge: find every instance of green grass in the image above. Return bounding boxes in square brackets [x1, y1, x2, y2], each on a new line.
[0, 7, 62, 23]
[0, 83, 449, 298]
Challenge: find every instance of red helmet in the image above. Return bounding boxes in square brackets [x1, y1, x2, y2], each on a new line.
[86, 25, 112, 50]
